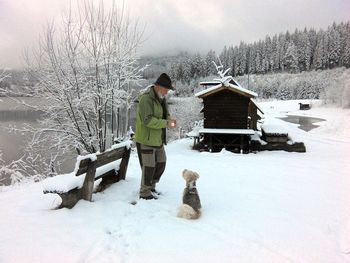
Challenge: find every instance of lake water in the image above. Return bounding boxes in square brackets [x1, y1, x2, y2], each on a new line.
[279, 115, 326, 131]
[0, 97, 137, 185]
[0, 97, 44, 163]
[0, 98, 74, 185]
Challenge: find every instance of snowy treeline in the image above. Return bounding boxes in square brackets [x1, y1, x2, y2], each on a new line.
[235, 67, 350, 107]
[169, 21, 350, 84]
[170, 67, 350, 108]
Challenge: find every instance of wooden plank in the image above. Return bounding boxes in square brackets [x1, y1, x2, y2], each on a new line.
[81, 161, 97, 201]
[199, 128, 255, 135]
[76, 147, 126, 176]
[57, 188, 83, 209]
[204, 123, 248, 127]
[118, 148, 131, 180]
[250, 140, 306, 153]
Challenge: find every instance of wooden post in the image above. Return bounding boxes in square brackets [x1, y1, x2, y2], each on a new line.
[81, 161, 97, 201]
[240, 135, 244, 154]
[118, 147, 131, 180]
[209, 134, 213, 152]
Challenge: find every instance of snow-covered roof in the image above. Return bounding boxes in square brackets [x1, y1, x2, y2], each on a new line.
[195, 83, 258, 98]
[196, 61, 258, 98]
[250, 98, 264, 114]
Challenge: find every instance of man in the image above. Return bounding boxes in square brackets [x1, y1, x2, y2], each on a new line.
[134, 73, 176, 200]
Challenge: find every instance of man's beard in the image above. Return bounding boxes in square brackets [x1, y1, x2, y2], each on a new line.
[157, 91, 165, 99]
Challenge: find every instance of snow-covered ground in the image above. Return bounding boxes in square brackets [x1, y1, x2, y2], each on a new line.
[0, 100, 350, 263]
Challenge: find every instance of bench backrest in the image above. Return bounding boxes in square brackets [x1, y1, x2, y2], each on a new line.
[76, 147, 128, 176]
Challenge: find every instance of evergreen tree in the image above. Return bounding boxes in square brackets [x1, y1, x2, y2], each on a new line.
[283, 42, 299, 73]
[297, 30, 312, 71]
[219, 46, 230, 69]
[182, 57, 192, 84]
[343, 33, 350, 68]
[278, 33, 287, 71]
[328, 23, 341, 68]
[159, 20, 350, 84]
[271, 35, 279, 72]
[227, 46, 236, 76]
[314, 30, 327, 70]
[308, 28, 318, 68]
[255, 42, 264, 74]
[204, 50, 217, 76]
[192, 53, 205, 78]
[264, 36, 272, 72]
[235, 42, 247, 75]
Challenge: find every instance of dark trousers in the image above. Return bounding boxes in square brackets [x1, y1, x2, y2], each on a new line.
[136, 142, 166, 197]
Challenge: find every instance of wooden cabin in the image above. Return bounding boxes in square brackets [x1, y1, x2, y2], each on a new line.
[194, 79, 263, 152]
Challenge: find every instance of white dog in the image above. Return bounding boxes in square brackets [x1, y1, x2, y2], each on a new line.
[177, 169, 202, 220]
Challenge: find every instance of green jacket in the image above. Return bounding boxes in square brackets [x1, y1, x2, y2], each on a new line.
[134, 86, 170, 147]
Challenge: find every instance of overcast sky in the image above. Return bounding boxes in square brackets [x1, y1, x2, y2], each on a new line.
[0, 0, 349, 68]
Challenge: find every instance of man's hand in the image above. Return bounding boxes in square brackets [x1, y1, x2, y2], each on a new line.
[167, 119, 177, 129]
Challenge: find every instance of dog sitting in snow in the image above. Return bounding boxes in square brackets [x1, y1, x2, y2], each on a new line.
[177, 169, 202, 220]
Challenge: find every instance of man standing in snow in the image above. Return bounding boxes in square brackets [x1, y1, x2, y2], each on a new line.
[134, 73, 176, 200]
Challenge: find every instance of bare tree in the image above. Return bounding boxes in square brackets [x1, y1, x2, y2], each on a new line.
[0, 69, 9, 82]
[0, 69, 9, 183]
[0, 150, 3, 166]
[0, 0, 146, 180]
[22, 0, 143, 151]
[0, 69, 10, 96]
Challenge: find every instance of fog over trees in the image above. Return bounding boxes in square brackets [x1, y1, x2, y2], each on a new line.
[136, 21, 350, 104]
[2, 20, 350, 104]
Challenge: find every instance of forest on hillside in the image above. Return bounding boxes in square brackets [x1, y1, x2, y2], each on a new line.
[1, 21, 349, 104]
[164, 21, 350, 84]
[138, 21, 350, 106]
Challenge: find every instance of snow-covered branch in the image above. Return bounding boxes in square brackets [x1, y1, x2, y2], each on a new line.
[212, 58, 234, 87]
[0, 0, 146, 182]
[22, 0, 145, 157]
[0, 69, 11, 96]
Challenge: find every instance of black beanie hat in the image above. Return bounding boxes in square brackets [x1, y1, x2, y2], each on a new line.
[154, 73, 175, 90]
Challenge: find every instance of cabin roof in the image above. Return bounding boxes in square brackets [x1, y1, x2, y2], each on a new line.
[195, 83, 258, 99]
[250, 98, 264, 114]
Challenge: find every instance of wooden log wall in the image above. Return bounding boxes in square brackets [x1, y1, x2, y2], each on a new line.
[203, 90, 250, 129]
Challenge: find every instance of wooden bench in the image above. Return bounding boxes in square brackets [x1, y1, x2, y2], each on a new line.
[261, 125, 288, 143]
[43, 142, 131, 209]
[251, 125, 306, 152]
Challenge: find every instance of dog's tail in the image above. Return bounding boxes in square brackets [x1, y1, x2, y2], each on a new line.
[177, 204, 201, 220]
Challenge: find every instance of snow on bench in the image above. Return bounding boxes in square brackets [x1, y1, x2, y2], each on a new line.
[261, 124, 288, 135]
[261, 124, 288, 143]
[42, 140, 132, 209]
[42, 160, 121, 194]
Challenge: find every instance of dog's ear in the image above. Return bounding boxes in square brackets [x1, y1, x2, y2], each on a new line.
[194, 172, 200, 180]
[182, 169, 189, 181]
